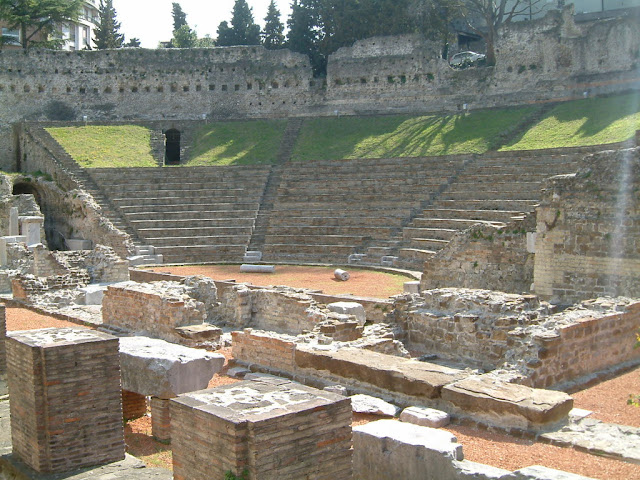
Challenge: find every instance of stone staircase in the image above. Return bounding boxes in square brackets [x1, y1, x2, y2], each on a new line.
[260, 156, 466, 265]
[87, 166, 271, 264]
[26, 126, 162, 264]
[394, 151, 583, 270]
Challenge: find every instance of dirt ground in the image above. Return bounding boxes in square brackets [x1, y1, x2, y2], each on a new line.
[5, 307, 640, 478]
[148, 264, 411, 298]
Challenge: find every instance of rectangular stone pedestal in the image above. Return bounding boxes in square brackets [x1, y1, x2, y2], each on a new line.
[171, 378, 353, 480]
[6, 328, 125, 473]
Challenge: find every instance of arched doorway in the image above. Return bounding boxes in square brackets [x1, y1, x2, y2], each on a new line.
[164, 129, 181, 165]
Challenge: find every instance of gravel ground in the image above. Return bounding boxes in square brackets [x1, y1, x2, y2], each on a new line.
[5, 306, 640, 478]
[149, 264, 411, 298]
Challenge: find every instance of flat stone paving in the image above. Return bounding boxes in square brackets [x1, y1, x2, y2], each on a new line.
[540, 414, 640, 465]
[0, 380, 171, 480]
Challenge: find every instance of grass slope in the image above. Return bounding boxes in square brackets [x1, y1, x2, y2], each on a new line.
[502, 93, 640, 151]
[46, 125, 157, 168]
[186, 119, 287, 166]
[291, 108, 535, 162]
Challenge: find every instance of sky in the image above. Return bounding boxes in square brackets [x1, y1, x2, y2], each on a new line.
[111, 0, 292, 48]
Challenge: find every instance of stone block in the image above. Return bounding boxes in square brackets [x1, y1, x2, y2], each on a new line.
[65, 238, 93, 250]
[78, 283, 108, 305]
[324, 384, 348, 396]
[240, 264, 275, 273]
[353, 420, 465, 480]
[19, 216, 43, 246]
[295, 346, 466, 399]
[119, 336, 224, 398]
[5, 328, 124, 473]
[441, 375, 573, 430]
[9, 207, 18, 236]
[404, 281, 421, 294]
[351, 394, 400, 416]
[171, 378, 353, 480]
[334, 268, 350, 281]
[0, 304, 5, 377]
[400, 406, 450, 428]
[327, 301, 366, 325]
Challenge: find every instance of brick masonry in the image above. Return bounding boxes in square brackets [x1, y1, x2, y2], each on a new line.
[171, 379, 353, 480]
[5, 328, 125, 473]
[150, 397, 172, 443]
[0, 303, 5, 377]
[122, 390, 147, 421]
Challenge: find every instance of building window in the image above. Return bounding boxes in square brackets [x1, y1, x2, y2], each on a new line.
[1, 27, 21, 46]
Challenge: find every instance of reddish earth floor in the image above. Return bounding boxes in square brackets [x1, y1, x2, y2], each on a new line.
[5, 307, 640, 478]
[148, 264, 410, 298]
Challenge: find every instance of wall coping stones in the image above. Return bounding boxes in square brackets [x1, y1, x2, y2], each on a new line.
[441, 375, 573, 431]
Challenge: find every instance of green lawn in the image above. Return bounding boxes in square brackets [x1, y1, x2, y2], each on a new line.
[185, 120, 287, 166]
[502, 93, 640, 151]
[290, 108, 535, 162]
[46, 125, 157, 168]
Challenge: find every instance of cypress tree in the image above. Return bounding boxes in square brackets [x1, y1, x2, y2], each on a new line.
[93, 0, 124, 50]
[216, 0, 260, 46]
[262, 0, 284, 49]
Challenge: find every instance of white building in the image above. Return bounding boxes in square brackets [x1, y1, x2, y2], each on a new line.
[60, 0, 100, 51]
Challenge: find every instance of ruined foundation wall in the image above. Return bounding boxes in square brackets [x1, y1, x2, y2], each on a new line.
[421, 221, 535, 295]
[534, 148, 640, 303]
[525, 299, 640, 388]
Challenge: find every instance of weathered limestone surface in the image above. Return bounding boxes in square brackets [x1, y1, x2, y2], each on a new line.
[119, 336, 224, 398]
[442, 375, 573, 430]
[327, 301, 366, 325]
[295, 346, 467, 399]
[400, 406, 450, 428]
[350, 394, 400, 416]
[171, 378, 353, 480]
[0, 304, 5, 378]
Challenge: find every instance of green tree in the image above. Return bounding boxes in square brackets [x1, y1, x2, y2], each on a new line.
[93, 0, 124, 50]
[262, 0, 284, 49]
[124, 37, 141, 47]
[410, 0, 464, 59]
[216, 0, 260, 46]
[171, 2, 187, 32]
[196, 34, 216, 47]
[0, 0, 84, 50]
[172, 24, 197, 48]
[460, 0, 544, 66]
[287, 0, 323, 74]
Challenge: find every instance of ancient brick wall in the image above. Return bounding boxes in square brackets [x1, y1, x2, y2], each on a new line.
[0, 304, 5, 377]
[525, 299, 640, 388]
[5, 328, 124, 473]
[0, 9, 638, 170]
[231, 329, 298, 373]
[102, 282, 207, 340]
[534, 148, 640, 303]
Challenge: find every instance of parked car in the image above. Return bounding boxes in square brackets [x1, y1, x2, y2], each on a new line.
[449, 51, 487, 69]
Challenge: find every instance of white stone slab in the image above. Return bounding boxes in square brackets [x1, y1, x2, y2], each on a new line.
[404, 281, 421, 294]
[78, 284, 109, 305]
[324, 385, 348, 396]
[327, 302, 366, 326]
[66, 238, 93, 250]
[240, 264, 275, 273]
[350, 394, 400, 417]
[400, 406, 450, 428]
[119, 336, 225, 398]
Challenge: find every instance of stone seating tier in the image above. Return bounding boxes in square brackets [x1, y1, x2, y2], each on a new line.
[144, 235, 253, 248]
[129, 217, 256, 229]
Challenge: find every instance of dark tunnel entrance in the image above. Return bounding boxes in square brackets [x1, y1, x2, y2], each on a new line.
[164, 129, 181, 165]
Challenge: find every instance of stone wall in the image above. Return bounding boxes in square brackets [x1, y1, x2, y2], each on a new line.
[1, 8, 638, 170]
[101, 279, 216, 341]
[534, 147, 640, 303]
[421, 219, 535, 294]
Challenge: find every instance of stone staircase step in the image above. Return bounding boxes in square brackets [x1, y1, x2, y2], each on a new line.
[402, 227, 458, 241]
[137, 226, 253, 237]
[418, 208, 525, 222]
[264, 234, 368, 246]
[411, 218, 503, 230]
[144, 235, 251, 247]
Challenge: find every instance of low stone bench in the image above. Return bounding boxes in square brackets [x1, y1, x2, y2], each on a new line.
[441, 375, 573, 431]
